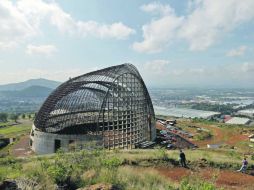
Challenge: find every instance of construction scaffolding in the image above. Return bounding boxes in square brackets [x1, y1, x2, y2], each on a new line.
[34, 63, 155, 149]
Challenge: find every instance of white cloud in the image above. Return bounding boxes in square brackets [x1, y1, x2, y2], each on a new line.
[138, 58, 254, 87]
[179, 0, 254, 51]
[144, 60, 170, 74]
[141, 2, 174, 16]
[134, 1, 254, 53]
[0, 0, 135, 50]
[226, 46, 247, 57]
[133, 3, 183, 53]
[77, 22, 135, 39]
[18, 0, 135, 38]
[0, 1, 37, 49]
[241, 62, 254, 73]
[26, 44, 57, 55]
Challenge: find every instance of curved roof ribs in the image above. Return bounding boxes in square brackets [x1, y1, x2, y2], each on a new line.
[34, 64, 155, 138]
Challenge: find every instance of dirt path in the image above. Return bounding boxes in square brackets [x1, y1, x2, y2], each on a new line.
[156, 167, 254, 190]
[225, 134, 248, 146]
[10, 135, 33, 157]
[157, 167, 192, 181]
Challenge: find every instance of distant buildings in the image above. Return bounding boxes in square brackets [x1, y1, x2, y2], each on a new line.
[249, 134, 254, 142]
[237, 109, 254, 118]
[225, 117, 250, 125]
[154, 106, 220, 119]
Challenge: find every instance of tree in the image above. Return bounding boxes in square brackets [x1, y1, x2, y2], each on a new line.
[22, 114, 26, 119]
[10, 114, 19, 123]
[0, 113, 8, 122]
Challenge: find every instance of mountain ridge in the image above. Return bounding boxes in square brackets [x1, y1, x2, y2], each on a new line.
[0, 85, 54, 98]
[0, 78, 62, 91]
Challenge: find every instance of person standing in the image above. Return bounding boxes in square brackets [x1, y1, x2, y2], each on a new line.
[237, 157, 248, 173]
[179, 149, 187, 167]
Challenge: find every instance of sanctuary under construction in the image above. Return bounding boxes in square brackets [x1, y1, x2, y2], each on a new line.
[30, 64, 156, 154]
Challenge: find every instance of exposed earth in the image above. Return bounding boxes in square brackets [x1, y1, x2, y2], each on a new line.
[157, 167, 254, 190]
[10, 134, 32, 157]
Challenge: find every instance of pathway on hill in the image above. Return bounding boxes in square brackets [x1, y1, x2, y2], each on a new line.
[10, 135, 33, 157]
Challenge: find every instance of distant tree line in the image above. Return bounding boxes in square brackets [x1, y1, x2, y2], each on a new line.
[0, 113, 8, 122]
[0, 112, 34, 123]
[243, 103, 254, 110]
[191, 103, 235, 115]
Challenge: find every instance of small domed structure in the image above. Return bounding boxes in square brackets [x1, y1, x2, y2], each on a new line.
[30, 64, 155, 154]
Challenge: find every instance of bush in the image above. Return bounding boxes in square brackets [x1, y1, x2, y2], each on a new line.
[100, 157, 122, 184]
[102, 157, 122, 169]
[180, 177, 217, 190]
[41, 150, 73, 185]
[156, 148, 168, 161]
[0, 112, 8, 122]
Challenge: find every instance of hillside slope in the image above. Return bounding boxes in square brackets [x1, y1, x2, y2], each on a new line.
[0, 85, 53, 98]
[0, 78, 61, 91]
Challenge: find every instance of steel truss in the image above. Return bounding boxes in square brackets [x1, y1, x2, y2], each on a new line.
[34, 64, 155, 148]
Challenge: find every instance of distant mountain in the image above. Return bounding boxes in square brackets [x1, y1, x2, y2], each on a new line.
[0, 78, 61, 91]
[0, 85, 54, 98]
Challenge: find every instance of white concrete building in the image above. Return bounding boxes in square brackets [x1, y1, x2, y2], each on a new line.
[225, 117, 250, 125]
[237, 109, 254, 118]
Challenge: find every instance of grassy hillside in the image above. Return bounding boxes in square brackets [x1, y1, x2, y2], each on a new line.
[0, 124, 31, 137]
[1, 118, 254, 189]
[0, 148, 253, 190]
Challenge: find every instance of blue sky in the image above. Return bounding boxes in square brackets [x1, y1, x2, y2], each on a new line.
[0, 0, 254, 88]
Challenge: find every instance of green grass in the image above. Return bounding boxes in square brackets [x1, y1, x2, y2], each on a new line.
[0, 121, 15, 127]
[0, 117, 253, 189]
[0, 124, 31, 137]
[1, 148, 253, 189]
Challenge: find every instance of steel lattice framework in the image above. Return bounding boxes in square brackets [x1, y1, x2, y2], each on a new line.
[34, 64, 155, 148]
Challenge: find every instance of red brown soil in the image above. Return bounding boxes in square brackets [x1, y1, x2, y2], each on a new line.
[156, 167, 191, 181]
[187, 124, 249, 148]
[191, 125, 225, 147]
[226, 134, 248, 146]
[10, 134, 33, 157]
[156, 167, 254, 190]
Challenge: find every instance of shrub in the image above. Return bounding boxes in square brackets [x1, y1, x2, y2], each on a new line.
[180, 177, 218, 190]
[101, 157, 122, 184]
[102, 157, 122, 169]
[156, 148, 168, 161]
[40, 150, 73, 185]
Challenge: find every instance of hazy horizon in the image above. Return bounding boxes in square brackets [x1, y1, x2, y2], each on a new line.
[1, 77, 254, 90]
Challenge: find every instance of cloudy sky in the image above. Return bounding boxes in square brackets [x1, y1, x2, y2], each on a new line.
[1, 0, 254, 88]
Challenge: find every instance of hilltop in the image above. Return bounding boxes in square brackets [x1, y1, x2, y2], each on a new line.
[0, 78, 61, 91]
[0, 79, 62, 113]
[0, 85, 53, 98]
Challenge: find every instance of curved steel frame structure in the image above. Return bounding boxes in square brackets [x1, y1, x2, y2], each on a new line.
[34, 64, 155, 148]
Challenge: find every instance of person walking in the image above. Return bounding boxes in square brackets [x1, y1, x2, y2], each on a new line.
[237, 157, 248, 173]
[179, 149, 187, 167]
